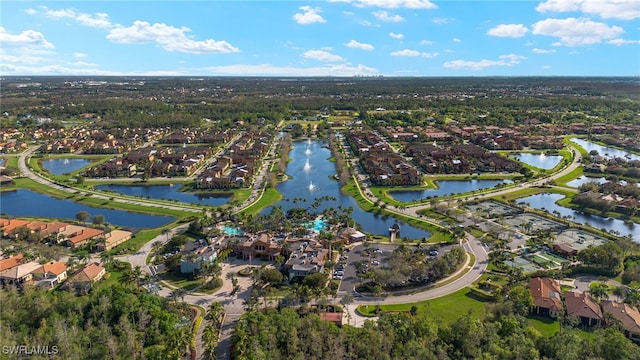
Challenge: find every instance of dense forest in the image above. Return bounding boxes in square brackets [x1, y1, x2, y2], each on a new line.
[0, 284, 192, 359]
[232, 305, 640, 360]
[2, 77, 639, 130]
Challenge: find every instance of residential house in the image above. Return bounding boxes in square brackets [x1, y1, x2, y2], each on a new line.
[180, 245, 218, 274]
[0, 254, 23, 272]
[96, 230, 132, 251]
[0, 261, 41, 286]
[65, 227, 105, 248]
[32, 261, 67, 289]
[601, 300, 640, 343]
[67, 262, 106, 292]
[529, 277, 563, 318]
[564, 290, 603, 327]
[0, 219, 30, 237]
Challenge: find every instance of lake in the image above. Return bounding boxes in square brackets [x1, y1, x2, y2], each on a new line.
[509, 153, 563, 170]
[95, 184, 231, 207]
[42, 158, 91, 175]
[570, 138, 640, 161]
[262, 141, 432, 240]
[0, 189, 174, 229]
[389, 179, 512, 202]
[517, 193, 639, 240]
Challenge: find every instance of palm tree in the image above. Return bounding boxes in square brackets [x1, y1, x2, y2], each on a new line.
[119, 269, 138, 288]
[170, 288, 188, 303]
[206, 301, 225, 329]
[201, 324, 219, 360]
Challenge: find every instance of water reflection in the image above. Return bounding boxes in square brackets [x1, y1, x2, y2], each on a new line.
[95, 184, 231, 207]
[42, 158, 91, 175]
[389, 179, 511, 202]
[262, 141, 431, 239]
[517, 193, 638, 240]
[0, 189, 175, 229]
[509, 153, 563, 170]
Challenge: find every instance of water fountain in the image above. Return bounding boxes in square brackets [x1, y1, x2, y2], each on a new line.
[303, 158, 311, 172]
[63, 158, 70, 165]
[308, 181, 316, 192]
[305, 145, 312, 156]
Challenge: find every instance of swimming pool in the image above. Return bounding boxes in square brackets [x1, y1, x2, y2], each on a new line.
[223, 226, 244, 236]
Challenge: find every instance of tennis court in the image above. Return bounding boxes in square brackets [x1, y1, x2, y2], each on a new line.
[467, 201, 521, 218]
[504, 213, 566, 234]
[555, 229, 607, 252]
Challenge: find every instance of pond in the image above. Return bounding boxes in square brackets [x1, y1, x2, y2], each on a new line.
[509, 153, 563, 170]
[95, 184, 231, 207]
[42, 158, 91, 175]
[262, 141, 432, 240]
[570, 138, 640, 161]
[566, 176, 636, 188]
[0, 189, 175, 229]
[516, 193, 639, 240]
[388, 179, 512, 202]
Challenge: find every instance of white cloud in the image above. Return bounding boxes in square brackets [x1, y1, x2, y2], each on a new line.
[487, 24, 529, 38]
[536, 0, 640, 20]
[452, 38, 462, 42]
[45, 8, 113, 29]
[391, 49, 421, 56]
[390, 49, 439, 57]
[389, 32, 404, 39]
[302, 50, 344, 62]
[372, 11, 405, 22]
[0, 54, 49, 65]
[73, 52, 87, 58]
[532, 48, 556, 53]
[420, 40, 434, 45]
[344, 40, 375, 50]
[71, 61, 98, 67]
[203, 63, 379, 76]
[432, 17, 453, 24]
[542, 65, 553, 69]
[531, 17, 624, 46]
[330, 0, 438, 9]
[107, 21, 239, 54]
[293, 6, 326, 24]
[609, 38, 640, 45]
[443, 54, 526, 70]
[25, 8, 37, 15]
[0, 27, 54, 49]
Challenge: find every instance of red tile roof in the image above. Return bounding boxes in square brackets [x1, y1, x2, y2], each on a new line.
[529, 277, 563, 312]
[0, 254, 24, 272]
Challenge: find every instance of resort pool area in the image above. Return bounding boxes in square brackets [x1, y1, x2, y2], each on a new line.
[307, 217, 327, 232]
[223, 226, 244, 236]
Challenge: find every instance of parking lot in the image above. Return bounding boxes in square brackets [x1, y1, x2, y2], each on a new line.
[336, 243, 456, 294]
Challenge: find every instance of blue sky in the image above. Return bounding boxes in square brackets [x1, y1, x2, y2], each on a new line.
[1, 0, 639, 76]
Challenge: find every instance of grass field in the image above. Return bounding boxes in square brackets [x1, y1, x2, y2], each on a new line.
[357, 288, 489, 322]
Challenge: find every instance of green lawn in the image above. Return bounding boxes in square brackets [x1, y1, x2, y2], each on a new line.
[527, 314, 560, 337]
[158, 271, 204, 291]
[240, 188, 283, 216]
[357, 287, 489, 322]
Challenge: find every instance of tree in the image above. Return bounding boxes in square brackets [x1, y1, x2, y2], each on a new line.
[206, 302, 225, 329]
[507, 285, 532, 316]
[91, 214, 105, 226]
[589, 282, 609, 301]
[76, 211, 90, 223]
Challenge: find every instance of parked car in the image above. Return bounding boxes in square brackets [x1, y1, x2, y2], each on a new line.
[429, 250, 439, 257]
[333, 275, 343, 280]
[371, 260, 380, 266]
